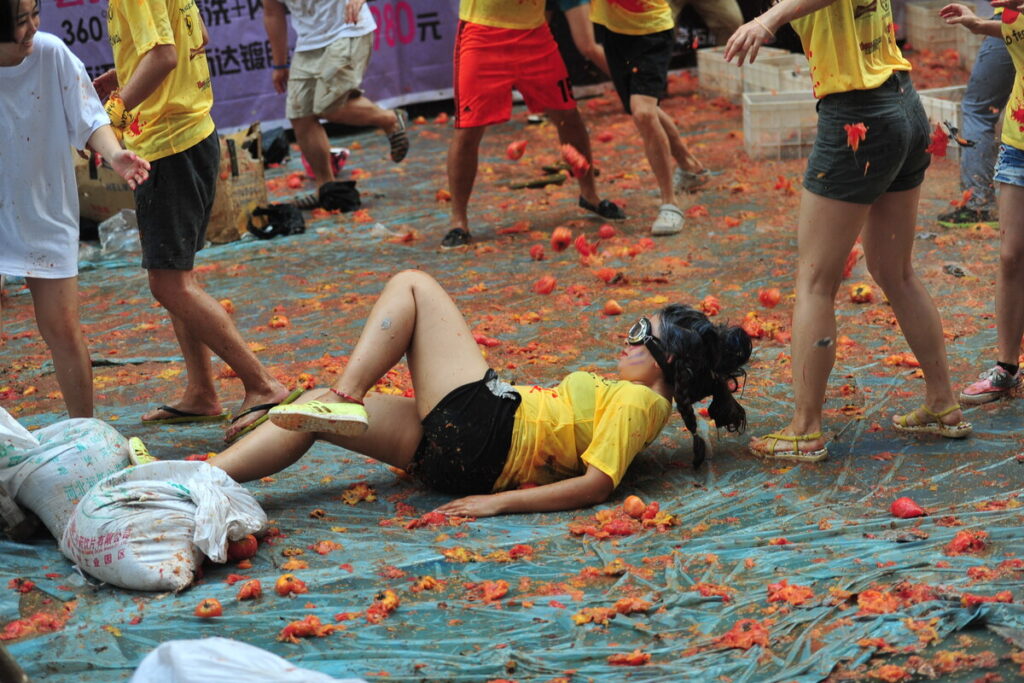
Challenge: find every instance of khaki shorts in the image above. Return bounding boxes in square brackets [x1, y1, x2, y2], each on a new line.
[286, 33, 373, 119]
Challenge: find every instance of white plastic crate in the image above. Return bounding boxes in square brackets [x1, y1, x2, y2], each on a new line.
[742, 91, 819, 160]
[698, 45, 789, 100]
[918, 85, 964, 161]
[742, 53, 812, 94]
[956, 28, 985, 73]
[905, 0, 959, 54]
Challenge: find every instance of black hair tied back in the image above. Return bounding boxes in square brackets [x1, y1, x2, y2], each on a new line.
[656, 304, 753, 469]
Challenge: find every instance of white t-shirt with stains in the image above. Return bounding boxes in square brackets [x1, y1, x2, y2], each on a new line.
[0, 32, 108, 278]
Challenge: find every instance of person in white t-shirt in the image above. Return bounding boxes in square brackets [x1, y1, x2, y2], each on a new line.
[0, 0, 149, 417]
[264, 0, 410, 209]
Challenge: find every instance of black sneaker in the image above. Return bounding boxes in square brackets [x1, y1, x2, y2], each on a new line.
[937, 206, 995, 228]
[440, 228, 472, 249]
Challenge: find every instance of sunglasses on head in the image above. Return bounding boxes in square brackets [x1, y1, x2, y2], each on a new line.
[626, 317, 674, 381]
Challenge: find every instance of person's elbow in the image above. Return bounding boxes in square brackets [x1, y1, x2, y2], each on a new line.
[150, 44, 179, 74]
[579, 468, 615, 507]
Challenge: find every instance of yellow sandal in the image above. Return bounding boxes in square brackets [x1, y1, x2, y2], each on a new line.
[749, 431, 829, 462]
[892, 404, 972, 439]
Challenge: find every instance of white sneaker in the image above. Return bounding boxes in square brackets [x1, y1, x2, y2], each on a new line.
[651, 204, 684, 235]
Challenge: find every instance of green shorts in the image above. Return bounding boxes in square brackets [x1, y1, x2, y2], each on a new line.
[803, 71, 931, 205]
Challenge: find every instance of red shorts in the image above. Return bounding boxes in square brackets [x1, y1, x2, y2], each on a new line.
[453, 21, 575, 129]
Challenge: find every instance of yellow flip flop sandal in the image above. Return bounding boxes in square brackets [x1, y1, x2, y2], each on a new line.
[750, 431, 829, 462]
[892, 404, 972, 439]
[127, 437, 158, 466]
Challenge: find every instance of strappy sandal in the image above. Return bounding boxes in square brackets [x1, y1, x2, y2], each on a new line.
[291, 192, 320, 210]
[892, 404, 973, 439]
[749, 431, 829, 462]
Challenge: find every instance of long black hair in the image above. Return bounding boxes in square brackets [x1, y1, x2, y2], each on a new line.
[0, 0, 16, 43]
[0, 0, 36, 44]
[657, 304, 752, 469]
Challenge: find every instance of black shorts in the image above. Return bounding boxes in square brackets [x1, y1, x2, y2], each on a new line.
[408, 369, 521, 495]
[134, 131, 219, 270]
[602, 27, 673, 114]
[803, 71, 931, 204]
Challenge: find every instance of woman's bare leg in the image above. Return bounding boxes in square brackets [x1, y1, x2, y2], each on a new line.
[329, 269, 489, 417]
[26, 277, 93, 417]
[863, 187, 961, 424]
[212, 391, 422, 482]
[751, 190, 870, 452]
[995, 183, 1024, 365]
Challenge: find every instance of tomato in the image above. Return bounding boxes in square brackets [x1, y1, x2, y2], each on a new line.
[194, 598, 223, 618]
[533, 276, 557, 295]
[236, 579, 262, 601]
[506, 140, 527, 160]
[603, 299, 624, 316]
[226, 534, 258, 562]
[622, 495, 646, 519]
[275, 574, 308, 597]
[550, 227, 573, 252]
[890, 497, 925, 519]
[758, 288, 781, 309]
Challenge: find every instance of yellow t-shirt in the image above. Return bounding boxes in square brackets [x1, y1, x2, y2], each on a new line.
[1001, 10, 1024, 150]
[493, 371, 672, 491]
[107, 0, 215, 162]
[791, 0, 910, 98]
[459, 0, 546, 30]
[590, 0, 674, 36]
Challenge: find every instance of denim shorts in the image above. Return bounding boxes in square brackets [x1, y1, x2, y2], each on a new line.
[804, 71, 931, 205]
[994, 144, 1024, 188]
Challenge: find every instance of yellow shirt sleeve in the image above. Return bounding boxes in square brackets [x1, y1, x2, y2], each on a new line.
[119, 0, 175, 55]
[580, 384, 671, 487]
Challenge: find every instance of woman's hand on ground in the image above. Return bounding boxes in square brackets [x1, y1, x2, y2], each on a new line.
[434, 494, 504, 518]
[109, 150, 151, 190]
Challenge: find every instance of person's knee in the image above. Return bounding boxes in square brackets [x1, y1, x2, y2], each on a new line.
[999, 242, 1024, 275]
[631, 101, 659, 128]
[864, 258, 911, 292]
[290, 115, 321, 133]
[390, 269, 434, 290]
[148, 270, 190, 304]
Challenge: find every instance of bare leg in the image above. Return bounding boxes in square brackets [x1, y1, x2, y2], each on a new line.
[657, 108, 703, 174]
[751, 191, 870, 453]
[995, 183, 1024, 364]
[321, 94, 397, 132]
[329, 269, 489, 415]
[291, 115, 334, 186]
[545, 107, 600, 205]
[215, 270, 491, 480]
[26, 277, 93, 417]
[146, 269, 288, 437]
[862, 187, 961, 425]
[630, 95, 676, 206]
[212, 391, 422, 482]
[447, 126, 487, 231]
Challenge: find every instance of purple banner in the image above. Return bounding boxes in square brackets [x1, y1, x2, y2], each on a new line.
[39, 0, 459, 130]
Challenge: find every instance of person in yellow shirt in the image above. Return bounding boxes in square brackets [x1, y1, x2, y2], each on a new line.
[134, 270, 753, 517]
[942, 3, 1024, 406]
[440, 0, 626, 248]
[93, 0, 297, 443]
[725, 0, 970, 462]
[590, 0, 710, 236]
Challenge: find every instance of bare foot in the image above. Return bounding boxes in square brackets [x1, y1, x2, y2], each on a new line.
[223, 385, 297, 442]
[141, 400, 223, 423]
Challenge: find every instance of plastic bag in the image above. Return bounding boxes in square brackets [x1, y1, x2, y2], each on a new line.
[0, 409, 128, 539]
[98, 208, 141, 258]
[60, 461, 267, 591]
[131, 637, 364, 682]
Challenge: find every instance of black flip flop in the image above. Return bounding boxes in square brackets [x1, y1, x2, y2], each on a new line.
[140, 405, 229, 425]
[225, 388, 304, 444]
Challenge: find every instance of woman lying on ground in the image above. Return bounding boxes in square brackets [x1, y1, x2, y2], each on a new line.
[141, 270, 752, 517]
[724, 0, 971, 462]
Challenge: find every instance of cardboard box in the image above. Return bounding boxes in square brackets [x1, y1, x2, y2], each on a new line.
[207, 123, 268, 244]
[73, 122, 268, 244]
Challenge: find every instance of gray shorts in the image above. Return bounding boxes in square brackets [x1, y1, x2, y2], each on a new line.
[286, 33, 373, 118]
[803, 71, 931, 205]
[134, 131, 219, 271]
